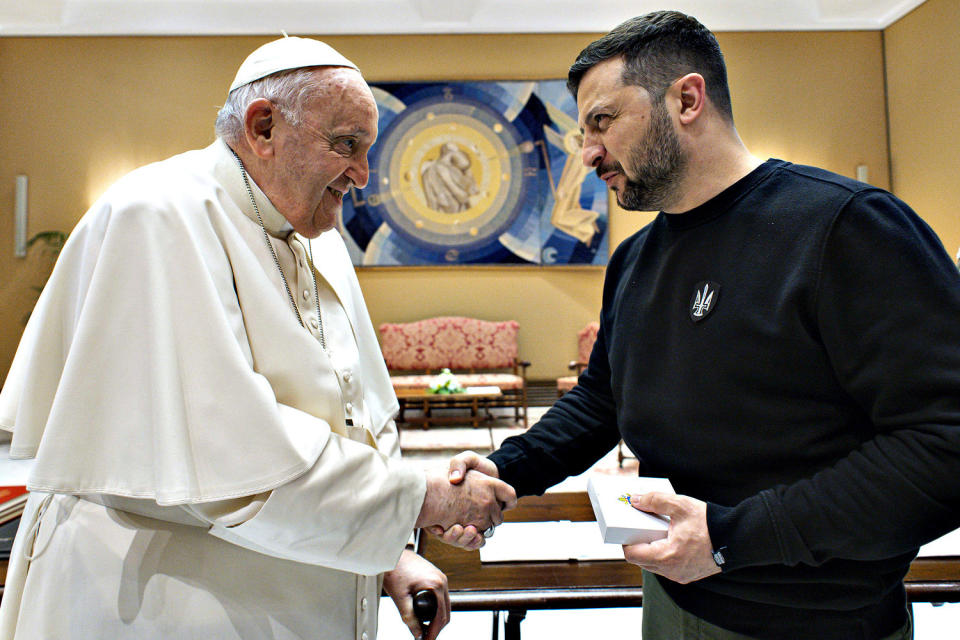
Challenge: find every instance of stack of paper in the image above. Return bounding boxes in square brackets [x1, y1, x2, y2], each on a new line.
[479, 520, 624, 563]
[464, 386, 500, 395]
[919, 528, 960, 557]
[0, 486, 27, 524]
[0, 443, 35, 525]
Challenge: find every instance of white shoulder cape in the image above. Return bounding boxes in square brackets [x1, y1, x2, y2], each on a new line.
[0, 141, 398, 505]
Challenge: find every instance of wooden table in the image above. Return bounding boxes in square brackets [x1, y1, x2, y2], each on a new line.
[418, 492, 960, 640]
[396, 387, 503, 429]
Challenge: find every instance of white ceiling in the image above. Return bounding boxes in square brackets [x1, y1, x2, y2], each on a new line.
[0, 0, 928, 36]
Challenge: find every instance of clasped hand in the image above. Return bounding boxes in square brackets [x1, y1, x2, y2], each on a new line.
[416, 451, 510, 549]
[416, 453, 517, 539]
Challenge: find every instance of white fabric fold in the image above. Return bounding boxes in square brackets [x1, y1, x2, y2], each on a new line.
[200, 432, 425, 575]
[0, 140, 399, 505]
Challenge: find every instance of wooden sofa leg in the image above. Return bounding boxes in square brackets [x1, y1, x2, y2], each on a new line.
[521, 387, 528, 428]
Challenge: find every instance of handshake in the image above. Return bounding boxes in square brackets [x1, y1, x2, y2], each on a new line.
[415, 452, 516, 549]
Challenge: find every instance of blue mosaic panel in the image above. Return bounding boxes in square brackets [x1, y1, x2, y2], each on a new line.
[340, 80, 608, 266]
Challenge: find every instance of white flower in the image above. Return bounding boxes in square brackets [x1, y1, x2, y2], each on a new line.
[429, 368, 463, 394]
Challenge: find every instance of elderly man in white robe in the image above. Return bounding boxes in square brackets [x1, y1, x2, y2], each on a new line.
[0, 37, 517, 640]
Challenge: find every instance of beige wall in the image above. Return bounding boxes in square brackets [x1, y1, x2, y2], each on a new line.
[884, 0, 960, 260]
[0, 30, 892, 384]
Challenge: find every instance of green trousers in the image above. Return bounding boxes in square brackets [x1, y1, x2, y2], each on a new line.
[640, 571, 913, 640]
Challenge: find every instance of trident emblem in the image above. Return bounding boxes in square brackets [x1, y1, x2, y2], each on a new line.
[689, 281, 721, 322]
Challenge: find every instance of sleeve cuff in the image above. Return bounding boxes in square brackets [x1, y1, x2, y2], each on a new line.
[706, 492, 786, 571]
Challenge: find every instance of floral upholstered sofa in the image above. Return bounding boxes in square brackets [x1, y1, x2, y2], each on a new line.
[554, 321, 633, 466]
[378, 316, 530, 427]
[556, 321, 600, 395]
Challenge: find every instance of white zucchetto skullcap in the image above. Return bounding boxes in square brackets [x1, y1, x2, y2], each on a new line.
[228, 36, 359, 93]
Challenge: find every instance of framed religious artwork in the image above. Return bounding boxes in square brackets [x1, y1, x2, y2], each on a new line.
[340, 80, 609, 267]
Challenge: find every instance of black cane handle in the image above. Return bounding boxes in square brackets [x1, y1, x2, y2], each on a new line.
[413, 589, 438, 628]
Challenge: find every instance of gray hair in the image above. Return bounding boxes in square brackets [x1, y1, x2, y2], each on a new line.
[214, 67, 327, 145]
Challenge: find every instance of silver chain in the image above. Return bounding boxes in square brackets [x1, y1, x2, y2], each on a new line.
[230, 149, 325, 349]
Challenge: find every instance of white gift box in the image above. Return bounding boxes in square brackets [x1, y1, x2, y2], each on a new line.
[587, 474, 674, 545]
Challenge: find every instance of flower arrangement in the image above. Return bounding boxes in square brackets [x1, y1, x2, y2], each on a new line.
[428, 368, 464, 394]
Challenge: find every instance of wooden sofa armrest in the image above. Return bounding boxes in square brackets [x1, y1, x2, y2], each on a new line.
[509, 358, 530, 379]
[568, 360, 588, 373]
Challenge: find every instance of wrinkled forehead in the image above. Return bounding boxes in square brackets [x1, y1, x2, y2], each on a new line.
[575, 57, 626, 130]
[307, 67, 379, 134]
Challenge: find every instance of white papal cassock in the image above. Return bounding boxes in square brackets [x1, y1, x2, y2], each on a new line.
[0, 139, 425, 639]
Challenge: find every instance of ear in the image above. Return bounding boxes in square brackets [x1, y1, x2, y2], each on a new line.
[674, 73, 706, 126]
[243, 98, 279, 160]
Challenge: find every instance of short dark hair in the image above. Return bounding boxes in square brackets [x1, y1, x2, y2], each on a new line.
[568, 11, 734, 122]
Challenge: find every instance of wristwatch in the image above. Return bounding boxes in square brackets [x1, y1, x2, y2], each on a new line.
[712, 546, 728, 568]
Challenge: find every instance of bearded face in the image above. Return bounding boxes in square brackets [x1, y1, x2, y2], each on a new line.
[607, 97, 687, 212]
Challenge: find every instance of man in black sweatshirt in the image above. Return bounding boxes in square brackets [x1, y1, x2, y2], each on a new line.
[433, 10, 960, 640]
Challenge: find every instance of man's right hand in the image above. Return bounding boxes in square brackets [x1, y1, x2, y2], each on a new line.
[423, 451, 510, 549]
[416, 460, 517, 534]
[447, 450, 500, 484]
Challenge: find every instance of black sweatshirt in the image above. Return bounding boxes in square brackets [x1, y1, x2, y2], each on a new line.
[489, 160, 960, 639]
